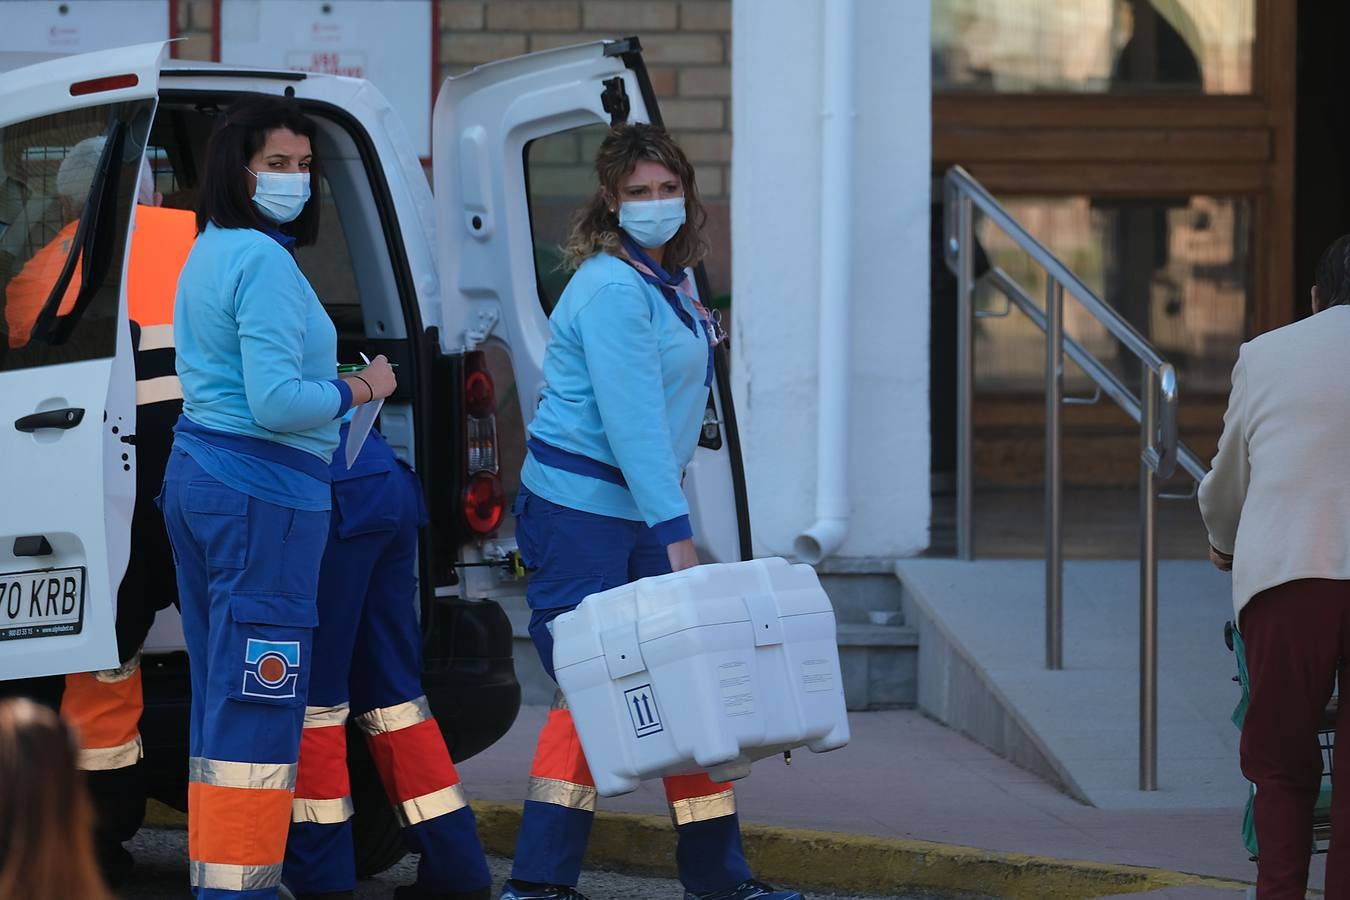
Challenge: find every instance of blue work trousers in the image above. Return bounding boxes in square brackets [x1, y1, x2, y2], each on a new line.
[160, 447, 329, 900]
[282, 428, 491, 895]
[509, 486, 752, 894]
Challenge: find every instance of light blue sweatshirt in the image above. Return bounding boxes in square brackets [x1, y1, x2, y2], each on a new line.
[173, 223, 352, 508]
[521, 252, 709, 543]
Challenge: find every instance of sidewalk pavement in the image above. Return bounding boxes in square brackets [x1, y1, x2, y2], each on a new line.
[457, 705, 1303, 897]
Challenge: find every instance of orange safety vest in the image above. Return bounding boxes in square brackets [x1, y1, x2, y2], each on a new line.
[4, 205, 196, 351]
[4, 219, 81, 348]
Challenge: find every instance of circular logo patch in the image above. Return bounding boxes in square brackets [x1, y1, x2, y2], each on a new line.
[256, 653, 288, 685]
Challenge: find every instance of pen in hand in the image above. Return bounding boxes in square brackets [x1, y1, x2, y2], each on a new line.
[341, 352, 397, 402]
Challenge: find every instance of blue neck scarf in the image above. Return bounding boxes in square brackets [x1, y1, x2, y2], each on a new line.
[619, 232, 714, 388]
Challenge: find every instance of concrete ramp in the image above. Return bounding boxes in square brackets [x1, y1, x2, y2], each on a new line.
[897, 558, 1249, 809]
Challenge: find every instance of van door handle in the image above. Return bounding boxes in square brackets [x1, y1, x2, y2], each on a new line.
[14, 407, 85, 432]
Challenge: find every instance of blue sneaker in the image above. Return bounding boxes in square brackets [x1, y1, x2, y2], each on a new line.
[499, 882, 590, 900]
[683, 879, 802, 900]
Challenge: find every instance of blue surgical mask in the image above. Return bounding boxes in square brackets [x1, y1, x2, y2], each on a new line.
[619, 197, 686, 249]
[246, 167, 311, 223]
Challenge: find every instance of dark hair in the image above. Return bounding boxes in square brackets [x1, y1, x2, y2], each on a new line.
[1314, 234, 1350, 310]
[195, 95, 321, 246]
[0, 699, 112, 900]
[562, 122, 708, 272]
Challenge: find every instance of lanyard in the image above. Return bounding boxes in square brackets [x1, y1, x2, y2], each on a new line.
[619, 233, 720, 388]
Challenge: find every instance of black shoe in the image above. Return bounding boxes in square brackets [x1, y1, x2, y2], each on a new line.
[499, 881, 590, 899]
[393, 885, 491, 900]
[684, 880, 802, 900]
[95, 842, 134, 889]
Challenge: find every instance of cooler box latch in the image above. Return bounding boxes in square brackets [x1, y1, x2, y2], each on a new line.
[601, 622, 646, 679]
[744, 593, 784, 647]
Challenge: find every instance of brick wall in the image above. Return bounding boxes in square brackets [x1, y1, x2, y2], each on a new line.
[172, 0, 733, 292]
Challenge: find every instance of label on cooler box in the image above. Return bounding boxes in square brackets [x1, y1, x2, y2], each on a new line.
[801, 658, 836, 693]
[719, 661, 756, 717]
[624, 683, 664, 738]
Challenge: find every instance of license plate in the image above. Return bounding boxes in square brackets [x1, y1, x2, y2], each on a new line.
[0, 566, 85, 641]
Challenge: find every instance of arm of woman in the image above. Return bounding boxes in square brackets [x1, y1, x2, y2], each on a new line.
[575, 283, 692, 548]
[234, 246, 350, 432]
[1198, 347, 1250, 561]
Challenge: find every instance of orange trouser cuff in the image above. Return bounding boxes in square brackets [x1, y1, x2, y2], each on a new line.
[63, 666, 143, 750]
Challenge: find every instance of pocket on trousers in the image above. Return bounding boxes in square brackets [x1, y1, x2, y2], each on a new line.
[526, 573, 605, 613]
[332, 471, 399, 539]
[227, 591, 316, 707]
[184, 481, 248, 569]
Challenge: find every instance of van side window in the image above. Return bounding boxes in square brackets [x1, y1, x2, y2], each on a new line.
[0, 101, 154, 372]
[522, 123, 609, 315]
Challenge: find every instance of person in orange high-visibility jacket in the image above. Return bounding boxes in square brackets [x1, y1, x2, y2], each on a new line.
[16, 140, 199, 886]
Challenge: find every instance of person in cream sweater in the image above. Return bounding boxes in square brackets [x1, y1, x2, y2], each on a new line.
[1199, 233, 1350, 899]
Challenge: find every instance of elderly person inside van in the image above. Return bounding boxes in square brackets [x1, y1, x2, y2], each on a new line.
[1199, 233, 1350, 900]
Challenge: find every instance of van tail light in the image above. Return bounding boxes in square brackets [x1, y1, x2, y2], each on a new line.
[465, 369, 495, 417]
[463, 473, 505, 535]
[461, 351, 501, 536]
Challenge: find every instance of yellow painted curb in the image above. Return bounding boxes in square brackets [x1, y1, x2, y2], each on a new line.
[145, 799, 187, 829]
[149, 797, 1249, 898]
[471, 802, 1248, 899]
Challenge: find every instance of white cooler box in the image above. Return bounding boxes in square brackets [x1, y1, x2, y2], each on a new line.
[550, 557, 850, 797]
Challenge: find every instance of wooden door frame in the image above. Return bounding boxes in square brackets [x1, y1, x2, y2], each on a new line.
[932, 0, 1298, 336]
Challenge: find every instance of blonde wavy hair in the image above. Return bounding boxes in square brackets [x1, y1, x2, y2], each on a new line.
[561, 122, 709, 272]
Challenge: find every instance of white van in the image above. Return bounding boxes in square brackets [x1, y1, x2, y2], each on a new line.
[0, 38, 749, 873]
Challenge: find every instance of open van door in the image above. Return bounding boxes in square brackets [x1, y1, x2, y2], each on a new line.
[0, 43, 163, 678]
[433, 38, 752, 564]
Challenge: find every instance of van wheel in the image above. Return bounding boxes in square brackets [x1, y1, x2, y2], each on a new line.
[348, 723, 408, 877]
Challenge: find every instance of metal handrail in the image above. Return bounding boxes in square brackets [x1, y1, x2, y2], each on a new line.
[943, 165, 1208, 791]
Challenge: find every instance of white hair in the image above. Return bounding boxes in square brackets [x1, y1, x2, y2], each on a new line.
[56, 136, 156, 206]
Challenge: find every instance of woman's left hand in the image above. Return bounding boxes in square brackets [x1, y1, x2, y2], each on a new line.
[1209, 545, 1234, 572]
[666, 538, 699, 572]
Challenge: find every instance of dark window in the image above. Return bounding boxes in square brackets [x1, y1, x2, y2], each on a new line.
[523, 123, 608, 315]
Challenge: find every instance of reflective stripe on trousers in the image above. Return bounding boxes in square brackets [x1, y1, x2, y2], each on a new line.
[356, 696, 469, 827]
[188, 757, 298, 891]
[292, 704, 354, 824]
[62, 654, 145, 771]
[527, 692, 737, 824]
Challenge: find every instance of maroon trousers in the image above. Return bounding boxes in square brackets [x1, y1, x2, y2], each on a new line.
[1241, 579, 1350, 898]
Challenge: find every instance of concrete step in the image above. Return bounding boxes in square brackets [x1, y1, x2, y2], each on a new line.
[836, 622, 919, 711]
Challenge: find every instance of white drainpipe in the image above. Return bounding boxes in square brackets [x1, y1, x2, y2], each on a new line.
[793, 0, 856, 566]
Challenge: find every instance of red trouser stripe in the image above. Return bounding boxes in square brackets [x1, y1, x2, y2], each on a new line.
[366, 718, 462, 804]
[294, 724, 349, 800]
[663, 772, 735, 803]
[528, 709, 594, 787]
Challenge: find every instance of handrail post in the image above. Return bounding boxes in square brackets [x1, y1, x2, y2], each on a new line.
[1140, 368, 1159, 791]
[1045, 278, 1063, 670]
[956, 191, 975, 561]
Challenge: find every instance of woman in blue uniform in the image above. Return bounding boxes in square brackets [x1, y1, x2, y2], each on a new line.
[500, 123, 800, 900]
[157, 95, 395, 900]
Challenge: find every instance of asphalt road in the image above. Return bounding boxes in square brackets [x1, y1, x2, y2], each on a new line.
[120, 829, 914, 899]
